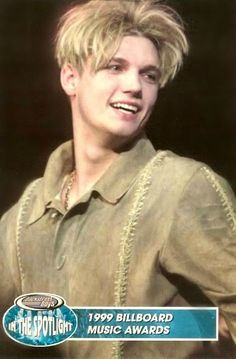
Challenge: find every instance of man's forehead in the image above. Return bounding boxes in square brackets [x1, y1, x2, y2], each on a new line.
[111, 36, 160, 67]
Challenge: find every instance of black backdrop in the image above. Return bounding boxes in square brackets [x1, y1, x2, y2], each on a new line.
[0, 0, 236, 215]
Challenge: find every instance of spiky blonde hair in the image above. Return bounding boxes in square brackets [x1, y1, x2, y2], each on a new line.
[55, 0, 188, 87]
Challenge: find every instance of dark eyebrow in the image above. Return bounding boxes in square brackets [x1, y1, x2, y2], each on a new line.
[110, 57, 129, 65]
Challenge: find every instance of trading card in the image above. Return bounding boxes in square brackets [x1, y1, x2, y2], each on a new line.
[0, 1, 235, 358]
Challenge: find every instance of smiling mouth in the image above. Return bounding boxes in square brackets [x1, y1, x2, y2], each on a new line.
[110, 102, 139, 114]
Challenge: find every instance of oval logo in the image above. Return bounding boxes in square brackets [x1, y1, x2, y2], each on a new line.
[3, 293, 77, 347]
[16, 293, 64, 310]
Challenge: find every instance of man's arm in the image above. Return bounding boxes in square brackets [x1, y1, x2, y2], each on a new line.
[0, 204, 23, 355]
[160, 165, 236, 342]
[0, 205, 21, 304]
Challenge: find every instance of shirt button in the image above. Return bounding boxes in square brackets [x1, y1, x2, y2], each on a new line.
[56, 255, 66, 270]
[49, 210, 61, 223]
[50, 210, 59, 219]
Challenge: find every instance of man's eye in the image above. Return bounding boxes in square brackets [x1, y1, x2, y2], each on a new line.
[143, 73, 158, 83]
[107, 64, 122, 72]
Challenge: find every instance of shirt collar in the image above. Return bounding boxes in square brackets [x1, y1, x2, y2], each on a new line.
[27, 134, 156, 224]
[27, 141, 74, 224]
[92, 134, 156, 203]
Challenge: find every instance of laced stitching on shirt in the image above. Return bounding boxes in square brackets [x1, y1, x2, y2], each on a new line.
[201, 166, 236, 232]
[16, 179, 41, 292]
[112, 151, 166, 359]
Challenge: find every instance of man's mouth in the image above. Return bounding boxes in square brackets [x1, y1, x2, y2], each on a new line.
[110, 102, 139, 114]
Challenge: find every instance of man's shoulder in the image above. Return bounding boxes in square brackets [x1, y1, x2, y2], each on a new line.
[1, 178, 43, 229]
[155, 149, 203, 172]
[150, 149, 204, 184]
[149, 149, 235, 205]
[151, 149, 229, 184]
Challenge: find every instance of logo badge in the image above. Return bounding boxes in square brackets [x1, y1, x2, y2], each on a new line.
[3, 293, 77, 347]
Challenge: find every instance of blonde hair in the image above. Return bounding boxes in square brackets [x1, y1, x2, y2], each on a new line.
[55, 0, 188, 87]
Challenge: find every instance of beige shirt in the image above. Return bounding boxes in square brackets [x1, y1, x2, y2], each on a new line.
[1, 135, 236, 358]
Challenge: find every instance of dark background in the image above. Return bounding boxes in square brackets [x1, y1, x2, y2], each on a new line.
[0, 0, 236, 215]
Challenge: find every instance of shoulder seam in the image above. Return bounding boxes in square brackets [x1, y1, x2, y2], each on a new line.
[201, 166, 236, 232]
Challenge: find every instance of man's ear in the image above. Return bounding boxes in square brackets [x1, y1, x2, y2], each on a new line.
[60, 64, 79, 96]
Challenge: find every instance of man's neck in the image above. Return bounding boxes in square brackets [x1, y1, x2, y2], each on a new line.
[64, 111, 137, 208]
[64, 132, 122, 208]
[74, 138, 119, 196]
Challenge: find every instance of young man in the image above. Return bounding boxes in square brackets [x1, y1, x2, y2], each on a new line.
[1, 0, 236, 357]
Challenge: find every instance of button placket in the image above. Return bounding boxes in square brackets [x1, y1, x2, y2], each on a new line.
[53, 210, 75, 271]
[53, 218, 67, 271]
[53, 203, 88, 272]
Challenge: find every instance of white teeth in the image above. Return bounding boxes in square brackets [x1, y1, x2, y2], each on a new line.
[112, 103, 138, 113]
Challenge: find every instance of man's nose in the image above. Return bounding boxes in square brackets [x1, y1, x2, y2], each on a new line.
[121, 71, 142, 98]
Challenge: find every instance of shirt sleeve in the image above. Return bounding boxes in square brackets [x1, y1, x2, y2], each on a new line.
[0, 204, 21, 306]
[0, 204, 24, 354]
[160, 165, 236, 343]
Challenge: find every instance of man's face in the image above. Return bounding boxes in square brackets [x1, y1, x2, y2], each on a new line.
[71, 36, 160, 146]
